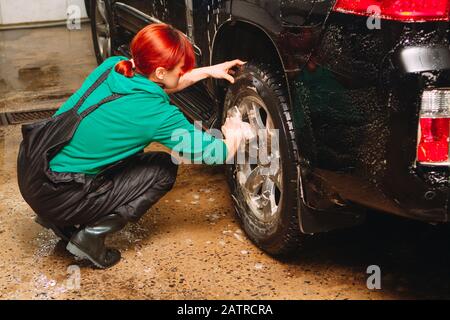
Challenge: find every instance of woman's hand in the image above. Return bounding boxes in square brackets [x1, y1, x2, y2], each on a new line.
[221, 115, 245, 141]
[164, 59, 246, 94]
[206, 59, 247, 84]
[221, 112, 253, 162]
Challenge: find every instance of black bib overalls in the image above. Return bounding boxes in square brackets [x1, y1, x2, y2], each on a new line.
[17, 67, 178, 227]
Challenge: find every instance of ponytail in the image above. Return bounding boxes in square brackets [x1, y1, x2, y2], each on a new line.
[115, 60, 135, 78]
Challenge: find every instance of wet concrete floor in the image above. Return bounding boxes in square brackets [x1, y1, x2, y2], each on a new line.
[0, 24, 97, 113]
[1, 25, 450, 300]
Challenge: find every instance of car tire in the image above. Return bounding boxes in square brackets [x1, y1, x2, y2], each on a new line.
[84, 0, 91, 18]
[222, 63, 304, 257]
[90, 0, 113, 64]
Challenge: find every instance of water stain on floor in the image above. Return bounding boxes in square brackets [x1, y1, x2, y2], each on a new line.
[0, 24, 97, 113]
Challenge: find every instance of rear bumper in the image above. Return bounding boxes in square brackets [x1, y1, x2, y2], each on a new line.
[382, 45, 450, 222]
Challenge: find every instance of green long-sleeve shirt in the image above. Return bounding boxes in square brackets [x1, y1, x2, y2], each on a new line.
[49, 56, 228, 175]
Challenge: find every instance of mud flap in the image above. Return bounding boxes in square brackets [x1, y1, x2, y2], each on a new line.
[296, 164, 366, 234]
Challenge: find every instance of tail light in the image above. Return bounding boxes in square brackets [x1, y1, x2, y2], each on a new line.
[333, 0, 450, 22]
[417, 89, 450, 165]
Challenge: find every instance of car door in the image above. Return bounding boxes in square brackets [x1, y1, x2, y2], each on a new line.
[160, 0, 220, 129]
[112, 0, 218, 128]
[148, 0, 183, 28]
[112, 0, 185, 31]
[150, 0, 168, 21]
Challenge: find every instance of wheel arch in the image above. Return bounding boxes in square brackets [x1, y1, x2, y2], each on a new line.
[210, 20, 292, 105]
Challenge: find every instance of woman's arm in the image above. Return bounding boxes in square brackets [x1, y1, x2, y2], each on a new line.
[164, 59, 246, 94]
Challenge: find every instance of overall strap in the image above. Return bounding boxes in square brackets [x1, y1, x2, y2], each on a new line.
[79, 94, 123, 119]
[73, 67, 113, 113]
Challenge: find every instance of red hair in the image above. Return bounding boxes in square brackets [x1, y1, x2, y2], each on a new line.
[115, 23, 195, 78]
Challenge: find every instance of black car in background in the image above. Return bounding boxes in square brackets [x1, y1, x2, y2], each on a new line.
[86, 0, 450, 257]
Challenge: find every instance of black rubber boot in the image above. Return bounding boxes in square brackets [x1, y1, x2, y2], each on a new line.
[35, 216, 78, 243]
[66, 213, 127, 269]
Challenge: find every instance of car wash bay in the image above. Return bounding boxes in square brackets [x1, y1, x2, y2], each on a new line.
[1, 22, 450, 299]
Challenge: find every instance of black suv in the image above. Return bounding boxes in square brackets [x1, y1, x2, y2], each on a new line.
[86, 0, 450, 256]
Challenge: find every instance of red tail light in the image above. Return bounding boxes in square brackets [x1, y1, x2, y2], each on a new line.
[417, 90, 450, 165]
[333, 0, 450, 22]
[417, 118, 450, 163]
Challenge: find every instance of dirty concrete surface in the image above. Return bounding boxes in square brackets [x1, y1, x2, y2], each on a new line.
[1, 25, 450, 300]
[0, 24, 97, 113]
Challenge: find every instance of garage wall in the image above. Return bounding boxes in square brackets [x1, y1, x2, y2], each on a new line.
[0, 0, 87, 25]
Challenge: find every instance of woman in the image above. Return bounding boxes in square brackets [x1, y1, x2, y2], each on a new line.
[17, 23, 249, 269]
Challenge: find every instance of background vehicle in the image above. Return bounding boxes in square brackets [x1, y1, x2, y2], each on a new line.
[86, 0, 450, 257]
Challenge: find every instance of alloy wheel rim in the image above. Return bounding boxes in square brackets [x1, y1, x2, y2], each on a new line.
[230, 96, 283, 223]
